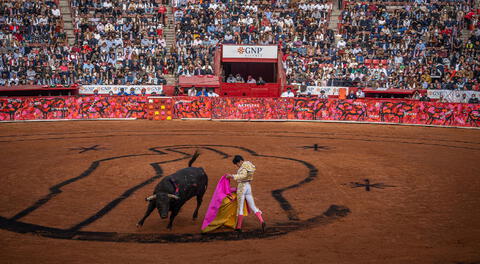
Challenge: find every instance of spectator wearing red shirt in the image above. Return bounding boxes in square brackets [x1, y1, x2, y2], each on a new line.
[158, 5, 167, 25]
[465, 10, 475, 29]
[82, 43, 92, 53]
[59, 64, 69, 79]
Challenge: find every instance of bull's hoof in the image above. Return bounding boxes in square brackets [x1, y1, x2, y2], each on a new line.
[136, 223, 143, 228]
[261, 222, 266, 233]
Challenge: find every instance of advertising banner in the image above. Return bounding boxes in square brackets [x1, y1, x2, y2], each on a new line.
[80, 85, 164, 95]
[302, 86, 350, 96]
[427, 90, 480, 103]
[222, 45, 278, 59]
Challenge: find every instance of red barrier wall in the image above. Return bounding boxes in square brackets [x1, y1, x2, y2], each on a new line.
[173, 97, 212, 119]
[175, 97, 480, 127]
[1, 96, 479, 127]
[0, 96, 148, 120]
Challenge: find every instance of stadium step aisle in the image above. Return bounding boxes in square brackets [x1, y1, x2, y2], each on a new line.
[329, 6, 341, 46]
[328, 1, 340, 32]
[164, 7, 177, 85]
[164, 7, 175, 48]
[59, 0, 75, 46]
[461, 29, 473, 42]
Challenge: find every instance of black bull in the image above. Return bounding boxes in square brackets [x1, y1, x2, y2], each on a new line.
[137, 151, 208, 229]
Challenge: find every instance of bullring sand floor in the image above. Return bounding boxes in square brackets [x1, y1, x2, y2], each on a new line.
[0, 120, 479, 263]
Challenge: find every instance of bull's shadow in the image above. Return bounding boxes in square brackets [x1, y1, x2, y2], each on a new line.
[1, 145, 350, 243]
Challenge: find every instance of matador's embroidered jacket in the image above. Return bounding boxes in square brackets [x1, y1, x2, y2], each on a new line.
[232, 161, 256, 204]
[232, 161, 256, 183]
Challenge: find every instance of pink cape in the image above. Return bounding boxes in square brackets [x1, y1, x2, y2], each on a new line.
[201, 174, 235, 231]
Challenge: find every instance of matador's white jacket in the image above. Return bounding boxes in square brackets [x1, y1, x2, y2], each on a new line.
[231, 161, 256, 204]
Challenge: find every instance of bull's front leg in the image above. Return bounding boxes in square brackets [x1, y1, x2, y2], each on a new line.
[192, 194, 203, 220]
[137, 200, 156, 228]
[167, 207, 180, 230]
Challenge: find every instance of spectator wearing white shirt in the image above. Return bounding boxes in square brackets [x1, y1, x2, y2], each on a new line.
[318, 90, 328, 99]
[281, 88, 295, 97]
[356, 89, 365, 99]
[207, 89, 219, 97]
[51, 6, 61, 17]
[188, 86, 197, 97]
[246, 75, 256, 84]
[226, 74, 236, 83]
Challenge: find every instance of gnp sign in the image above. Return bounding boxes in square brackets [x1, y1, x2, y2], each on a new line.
[222, 45, 278, 59]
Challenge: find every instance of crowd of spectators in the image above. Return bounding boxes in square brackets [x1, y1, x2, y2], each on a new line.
[0, 0, 65, 45]
[173, 0, 333, 82]
[225, 73, 266, 84]
[1, 0, 479, 93]
[0, 0, 172, 86]
[312, 0, 480, 91]
[70, 0, 171, 85]
[0, 0, 68, 86]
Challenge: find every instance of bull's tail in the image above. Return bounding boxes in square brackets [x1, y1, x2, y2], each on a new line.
[188, 150, 201, 167]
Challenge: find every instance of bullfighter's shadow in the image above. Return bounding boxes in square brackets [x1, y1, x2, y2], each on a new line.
[0, 145, 350, 243]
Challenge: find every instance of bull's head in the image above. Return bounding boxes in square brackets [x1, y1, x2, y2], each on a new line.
[156, 192, 180, 219]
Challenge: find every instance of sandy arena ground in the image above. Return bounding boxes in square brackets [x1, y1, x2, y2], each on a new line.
[0, 120, 479, 264]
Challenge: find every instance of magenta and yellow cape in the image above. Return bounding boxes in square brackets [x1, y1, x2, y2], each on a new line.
[201, 175, 248, 233]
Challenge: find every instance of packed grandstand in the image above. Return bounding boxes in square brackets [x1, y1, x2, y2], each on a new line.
[0, 0, 479, 102]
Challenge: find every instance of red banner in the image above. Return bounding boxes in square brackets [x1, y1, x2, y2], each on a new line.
[211, 97, 288, 119]
[174, 97, 480, 127]
[1, 96, 479, 127]
[0, 96, 148, 120]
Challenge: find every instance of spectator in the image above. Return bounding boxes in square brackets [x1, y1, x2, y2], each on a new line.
[468, 94, 479, 104]
[235, 74, 245, 83]
[356, 89, 365, 99]
[226, 74, 236, 83]
[246, 75, 256, 84]
[158, 5, 167, 25]
[347, 91, 357, 99]
[174, 86, 183, 96]
[196, 88, 208, 97]
[257, 76, 266, 85]
[281, 88, 295, 97]
[188, 86, 197, 96]
[207, 88, 219, 97]
[420, 94, 431, 102]
[129, 87, 136, 96]
[318, 90, 328, 99]
[118, 88, 127, 96]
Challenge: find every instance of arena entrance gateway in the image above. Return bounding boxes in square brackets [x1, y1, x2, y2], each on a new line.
[217, 45, 286, 97]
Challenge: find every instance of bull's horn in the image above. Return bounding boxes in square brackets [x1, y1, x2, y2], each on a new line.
[167, 194, 180, 200]
[145, 194, 157, 201]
